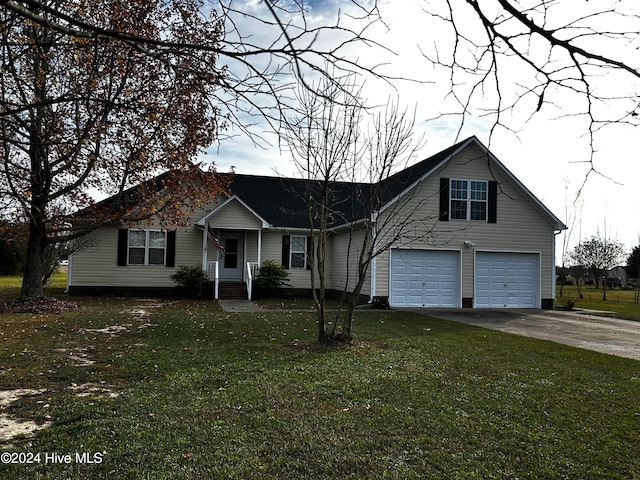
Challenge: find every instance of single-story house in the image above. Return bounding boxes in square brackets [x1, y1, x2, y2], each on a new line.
[606, 266, 628, 288]
[68, 136, 566, 308]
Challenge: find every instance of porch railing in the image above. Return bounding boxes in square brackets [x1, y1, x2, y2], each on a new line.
[246, 262, 260, 300]
[205, 261, 219, 300]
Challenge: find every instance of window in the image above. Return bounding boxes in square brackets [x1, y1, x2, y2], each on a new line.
[450, 179, 488, 221]
[290, 236, 307, 269]
[128, 230, 166, 265]
[223, 238, 238, 269]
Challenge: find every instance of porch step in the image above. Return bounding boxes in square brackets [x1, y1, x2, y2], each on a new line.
[219, 281, 248, 300]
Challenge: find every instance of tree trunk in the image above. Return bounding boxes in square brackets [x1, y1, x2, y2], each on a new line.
[20, 32, 49, 302]
[20, 213, 47, 301]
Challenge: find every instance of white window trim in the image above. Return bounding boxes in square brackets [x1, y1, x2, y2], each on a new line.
[289, 235, 307, 269]
[450, 179, 488, 221]
[128, 229, 167, 265]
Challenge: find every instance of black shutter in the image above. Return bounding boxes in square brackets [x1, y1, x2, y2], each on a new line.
[306, 236, 312, 270]
[166, 231, 176, 267]
[282, 235, 290, 269]
[117, 228, 128, 266]
[488, 181, 498, 224]
[439, 178, 450, 221]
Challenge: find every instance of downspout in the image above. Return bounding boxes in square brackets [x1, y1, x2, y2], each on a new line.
[370, 212, 378, 303]
[553, 229, 562, 301]
[65, 255, 72, 293]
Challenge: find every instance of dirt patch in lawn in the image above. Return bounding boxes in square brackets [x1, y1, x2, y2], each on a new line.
[54, 346, 96, 366]
[69, 382, 119, 398]
[75, 299, 163, 341]
[55, 300, 163, 367]
[0, 389, 51, 443]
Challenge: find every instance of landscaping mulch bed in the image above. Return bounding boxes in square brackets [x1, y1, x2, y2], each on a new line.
[0, 296, 80, 314]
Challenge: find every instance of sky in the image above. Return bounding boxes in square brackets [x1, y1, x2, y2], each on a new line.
[204, 0, 640, 264]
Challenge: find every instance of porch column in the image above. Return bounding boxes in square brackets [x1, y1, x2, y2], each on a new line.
[202, 225, 208, 270]
[257, 229, 262, 266]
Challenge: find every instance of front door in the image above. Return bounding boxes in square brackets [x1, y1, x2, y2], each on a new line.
[219, 232, 244, 280]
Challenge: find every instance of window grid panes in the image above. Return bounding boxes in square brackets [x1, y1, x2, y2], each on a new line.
[290, 236, 307, 269]
[450, 180, 488, 221]
[128, 230, 166, 265]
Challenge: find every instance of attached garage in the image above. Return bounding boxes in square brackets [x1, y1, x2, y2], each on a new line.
[475, 252, 539, 308]
[390, 249, 460, 307]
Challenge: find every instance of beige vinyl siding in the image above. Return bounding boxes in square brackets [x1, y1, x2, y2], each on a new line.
[258, 231, 323, 289]
[71, 225, 201, 287]
[327, 228, 371, 296]
[374, 143, 558, 302]
[206, 199, 263, 230]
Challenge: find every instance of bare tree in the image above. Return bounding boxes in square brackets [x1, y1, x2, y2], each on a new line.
[282, 74, 430, 343]
[418, 0, 640, 183]
[570, 235, 626, 300]
[282, 73, 364, 341]
[558, 179, 583, 298]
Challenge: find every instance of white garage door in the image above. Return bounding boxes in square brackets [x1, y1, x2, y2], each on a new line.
[475, 252, 538, 308]
[390, 249, 460, 307]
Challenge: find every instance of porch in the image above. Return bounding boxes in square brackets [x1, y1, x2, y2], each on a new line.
[195, 193, 271, 301]
[205, 259, 259, 301]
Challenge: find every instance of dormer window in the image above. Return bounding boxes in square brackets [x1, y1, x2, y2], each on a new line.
[450, 180, 488, 221]
[440, 178, 497, 223]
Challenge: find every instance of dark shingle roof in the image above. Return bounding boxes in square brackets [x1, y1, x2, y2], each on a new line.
[85, 136, 472, 229]
[227, 174, 370, 229]
[228, 137, 467, 229]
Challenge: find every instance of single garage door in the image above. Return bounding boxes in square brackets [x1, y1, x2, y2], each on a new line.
[390, 249, 460, 307]
[475, 252, 538, 308]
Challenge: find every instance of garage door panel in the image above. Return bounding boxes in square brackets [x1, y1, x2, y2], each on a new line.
[475, 253, 538, 308]
[391, 250, 460, 308]
[441, 266, 456, 276]
[408, 294, 423, 304]
[409, 265, 423, 275]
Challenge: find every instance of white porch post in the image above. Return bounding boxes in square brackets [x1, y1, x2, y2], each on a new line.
[257, 229, 262, 266]
[201, 225, 208, 270]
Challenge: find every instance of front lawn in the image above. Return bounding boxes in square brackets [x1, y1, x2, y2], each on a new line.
[0, 290, 638, 479]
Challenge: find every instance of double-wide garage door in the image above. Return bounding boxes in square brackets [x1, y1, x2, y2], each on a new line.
[390, 249, 539, 308]
[390, 250, 460, 307]
[475, 252, 538, 308]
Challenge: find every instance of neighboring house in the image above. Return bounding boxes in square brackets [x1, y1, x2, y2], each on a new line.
[606, 266, 628, 288]
[68, 136, 566, 308]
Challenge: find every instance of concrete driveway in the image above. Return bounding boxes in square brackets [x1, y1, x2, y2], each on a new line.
[406, 308, 640, 361]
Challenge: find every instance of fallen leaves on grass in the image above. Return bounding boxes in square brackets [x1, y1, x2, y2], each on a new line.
[0, 297, 80, 314]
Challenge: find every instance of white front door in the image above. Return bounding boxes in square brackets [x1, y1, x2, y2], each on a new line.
[219, 232, 244, 280]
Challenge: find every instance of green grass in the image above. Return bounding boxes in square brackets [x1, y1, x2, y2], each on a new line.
[0, 284, 638, 479]
[0, 271, 67, 300]
[556, 285, 640, 320]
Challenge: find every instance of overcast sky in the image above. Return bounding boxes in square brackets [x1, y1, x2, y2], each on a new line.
[204, 0, 640, 263]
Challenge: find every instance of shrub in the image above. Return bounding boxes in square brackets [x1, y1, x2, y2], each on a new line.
[170, 265, 210, 298]
[254, 260, 290, 298]
[372, 296, 390, 309]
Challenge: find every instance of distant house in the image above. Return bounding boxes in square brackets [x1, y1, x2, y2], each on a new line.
[606, 266, 628, 288]
[68, 136, 566, 308]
